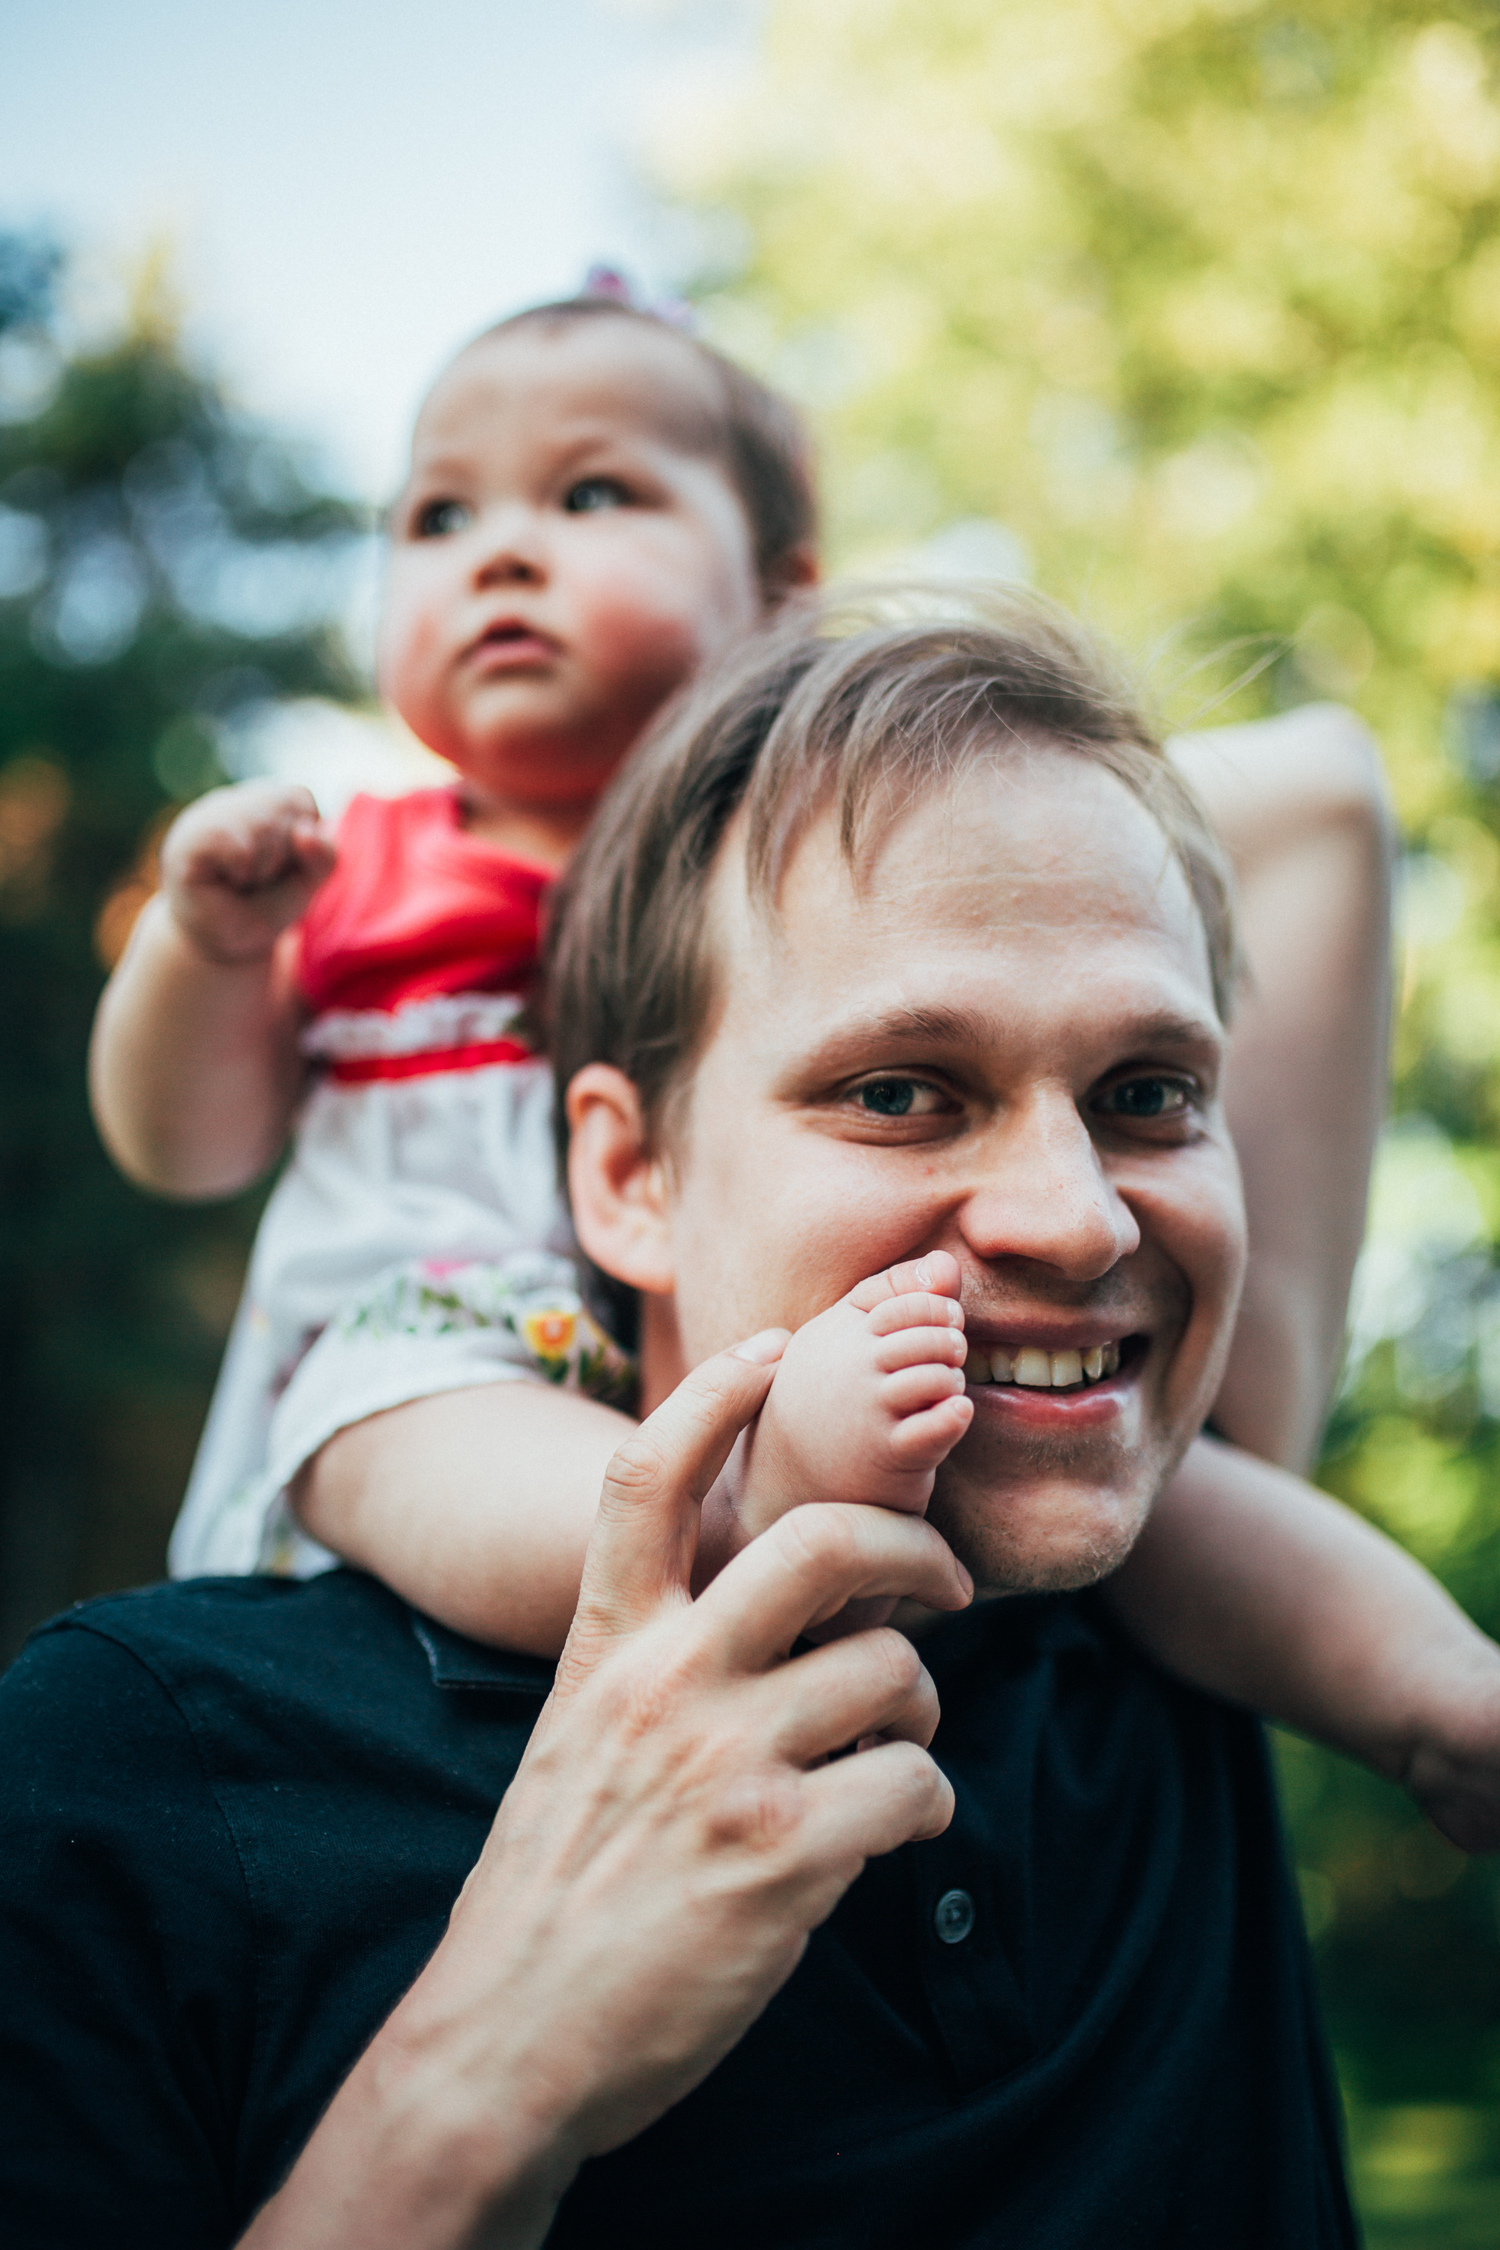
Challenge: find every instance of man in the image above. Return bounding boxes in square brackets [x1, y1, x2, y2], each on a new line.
[1, 600, 1359, 2246]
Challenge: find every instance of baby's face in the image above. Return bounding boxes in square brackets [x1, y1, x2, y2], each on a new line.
[379, 321, 765, 823]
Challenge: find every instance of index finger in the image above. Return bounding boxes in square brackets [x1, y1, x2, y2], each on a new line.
[691, 1503, 972, 1676]
[572, 1333, 787, 1642]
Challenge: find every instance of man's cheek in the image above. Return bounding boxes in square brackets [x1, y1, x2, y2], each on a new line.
[1166, 1152, 1248, 1403]
[1190, 1147, 1249, 1324]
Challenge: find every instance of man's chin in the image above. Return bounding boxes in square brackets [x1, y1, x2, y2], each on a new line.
[926, 1457, 1157, 1601]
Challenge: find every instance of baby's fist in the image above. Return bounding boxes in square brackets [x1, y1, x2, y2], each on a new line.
[161, 781, 337, 963]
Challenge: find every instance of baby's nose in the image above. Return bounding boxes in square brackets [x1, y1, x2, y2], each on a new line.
[473, 507, 547, 586]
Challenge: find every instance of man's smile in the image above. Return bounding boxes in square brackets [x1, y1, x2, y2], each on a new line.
[963, 1336, 1126, 1388]
[960, 1333, 1145, 1436]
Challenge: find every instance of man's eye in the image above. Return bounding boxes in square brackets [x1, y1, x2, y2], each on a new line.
[853, 1077, 943, 1118]
[414, 498, 471, 538]
[1097, 1076, 1191, 1121]
[564, 476, 631, 513]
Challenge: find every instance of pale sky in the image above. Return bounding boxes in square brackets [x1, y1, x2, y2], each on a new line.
[0, 0, 755, 502]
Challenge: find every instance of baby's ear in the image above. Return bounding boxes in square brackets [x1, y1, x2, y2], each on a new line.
[764, 542, 820, 606]
[566, 1065, 674, 1296]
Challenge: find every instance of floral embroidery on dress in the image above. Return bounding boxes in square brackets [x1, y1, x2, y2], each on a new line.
[336, 1251, 635, 1406]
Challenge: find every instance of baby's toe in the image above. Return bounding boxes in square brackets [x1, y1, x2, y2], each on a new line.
[847, 1251, 962, 1315]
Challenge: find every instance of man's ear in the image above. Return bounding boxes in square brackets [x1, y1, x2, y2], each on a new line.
[566, 1064, 675, 1296]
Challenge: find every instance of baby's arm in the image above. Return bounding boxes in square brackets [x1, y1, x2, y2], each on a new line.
[1112, 1438, 1500, 1853]
[294, 1382, 636, 1655]
[292, 1256, 970, 1654]
[90, 781, 335, 1197]
[1170, 702, 1395, 1470]
[1110, 707, 1500, 1845]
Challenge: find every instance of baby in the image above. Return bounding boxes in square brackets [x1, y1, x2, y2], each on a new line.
[93, 290, 816, 1580]
[90, 291, 1500, 1846]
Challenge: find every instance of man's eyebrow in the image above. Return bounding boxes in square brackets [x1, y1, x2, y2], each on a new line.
[800, 1003, 996, 1059]
[813, 1001, 1218, 1050]
[786, 999, 1223, 1080]
[1107, 1007, 1224, 1054]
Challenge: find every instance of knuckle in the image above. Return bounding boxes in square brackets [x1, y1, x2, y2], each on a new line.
[865, 1627, 924, 1701]
[602, 1429, 669, 1501]
[883, 1739, 945, 1811]
[703, 1767, 804, 1855]
[775, 1503, 861, 1582]
[687, 1349, 764, 1425]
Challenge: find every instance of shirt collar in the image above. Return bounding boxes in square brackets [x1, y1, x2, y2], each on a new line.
[407, 1609, 556, 1696]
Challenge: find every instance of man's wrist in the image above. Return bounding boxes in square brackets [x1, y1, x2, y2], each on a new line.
[245, 1986, 585, 2250]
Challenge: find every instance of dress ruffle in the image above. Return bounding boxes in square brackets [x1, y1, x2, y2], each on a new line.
[301, 991, 529, 1061]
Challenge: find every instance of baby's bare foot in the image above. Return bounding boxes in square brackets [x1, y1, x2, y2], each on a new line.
[734, 1252, 974, 1541]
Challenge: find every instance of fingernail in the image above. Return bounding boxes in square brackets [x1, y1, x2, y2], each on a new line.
[912, 1259, 933, 1288]
[731, 1328, 787, 1365]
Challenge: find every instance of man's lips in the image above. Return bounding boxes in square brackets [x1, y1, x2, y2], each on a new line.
[961, 1328, 1149, 1424]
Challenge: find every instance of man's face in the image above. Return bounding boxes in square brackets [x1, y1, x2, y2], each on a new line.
[654, 751, 1247, 1596]
[379, 322, 763, 813]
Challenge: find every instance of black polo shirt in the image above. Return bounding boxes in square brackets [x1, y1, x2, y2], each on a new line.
[0, 1570, 1357, 2246]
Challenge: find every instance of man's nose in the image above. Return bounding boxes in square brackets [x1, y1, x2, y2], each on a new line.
[962, 1090, 1140, 1280]
[472, 504, 547, 588]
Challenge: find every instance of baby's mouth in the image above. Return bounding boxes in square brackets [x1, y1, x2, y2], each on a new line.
[468, 619, 556, 657]
[963, 1339, 1133, 1391]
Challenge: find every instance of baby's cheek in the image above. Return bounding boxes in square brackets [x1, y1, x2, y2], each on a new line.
[586, 582, 718, 688]
[376, 607, 439, 720]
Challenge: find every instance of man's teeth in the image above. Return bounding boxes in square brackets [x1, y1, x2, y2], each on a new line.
[964, 1342, 1122, 1388]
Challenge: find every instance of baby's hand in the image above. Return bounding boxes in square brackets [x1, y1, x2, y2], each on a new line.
[735, 1252, 973, 1542]
[160, 781, 337, 964]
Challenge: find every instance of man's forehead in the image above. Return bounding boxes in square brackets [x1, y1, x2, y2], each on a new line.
[705, 758, 1220, 1039]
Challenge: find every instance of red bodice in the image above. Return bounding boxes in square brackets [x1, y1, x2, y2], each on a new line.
[297, 789, 552, 1019]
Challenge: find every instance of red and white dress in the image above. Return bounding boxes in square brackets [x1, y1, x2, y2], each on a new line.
[168, 788, 630, 1580]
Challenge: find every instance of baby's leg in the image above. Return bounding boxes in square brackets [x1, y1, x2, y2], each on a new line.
[733, 1252, 973, 1539]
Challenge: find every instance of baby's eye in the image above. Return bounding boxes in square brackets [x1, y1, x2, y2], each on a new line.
[414, 498, 471, 538]
[564, 476, 631, 513]
[1094, 1076, 1192, 1121]
[852, 1077, 945, 1118]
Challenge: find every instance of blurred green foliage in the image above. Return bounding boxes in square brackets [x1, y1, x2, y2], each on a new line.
[652, 0, 1500, 2232]
[0, 236, 364, 1656]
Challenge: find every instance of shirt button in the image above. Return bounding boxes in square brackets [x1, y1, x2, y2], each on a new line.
[934, 1887, 976, 1945]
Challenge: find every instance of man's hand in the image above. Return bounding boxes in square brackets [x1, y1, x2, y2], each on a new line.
[241, 1336, 971, 2250]
[161, 780, 336, 964]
